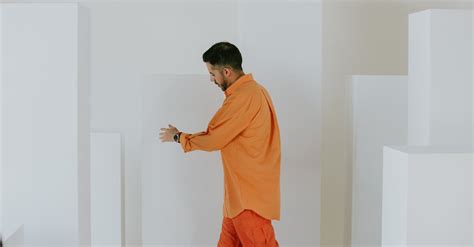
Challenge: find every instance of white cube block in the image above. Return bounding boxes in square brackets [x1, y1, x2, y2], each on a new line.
[1, 3, 90, 246]
[408, 9, 473, 147]
[3, 225, 24, 247]
[382, 146, 472, 246]
[349, 75, 408, 247]
[91, 133, 122, 246]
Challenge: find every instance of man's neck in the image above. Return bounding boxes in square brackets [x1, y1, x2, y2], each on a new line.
[228, 72, 246, 87]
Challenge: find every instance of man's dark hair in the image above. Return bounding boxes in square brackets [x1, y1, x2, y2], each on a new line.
[203, 42, 243, 71]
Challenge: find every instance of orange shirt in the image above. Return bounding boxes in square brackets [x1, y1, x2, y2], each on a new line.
[179, 74, 281, 220]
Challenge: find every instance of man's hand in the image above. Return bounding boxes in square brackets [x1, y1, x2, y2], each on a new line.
[159, 124, 180, 143]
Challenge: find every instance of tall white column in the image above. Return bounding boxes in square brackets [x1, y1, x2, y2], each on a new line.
[471, 9, 474, 246]
[349, 75, 408, 247]
[91, 133, 122, 246]
[0, 3, 3, 240]
[1, 3, 90, 246]
[408, 9, 473, 147]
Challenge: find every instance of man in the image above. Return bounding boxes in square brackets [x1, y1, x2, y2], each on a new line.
[159, 42, 281, 247]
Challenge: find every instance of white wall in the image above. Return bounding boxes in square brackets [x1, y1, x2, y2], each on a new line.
[238, 2, 321, 245]
[85, 2, 240, 245]
[86, 1, 321, 246]
[1, 3, 90, 246]
[141, 75, 224, 245]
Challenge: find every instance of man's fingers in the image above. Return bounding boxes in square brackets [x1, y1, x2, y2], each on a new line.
[159, 125, 176, 143]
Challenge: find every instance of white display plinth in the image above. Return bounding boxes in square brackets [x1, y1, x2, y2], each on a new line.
[408, 9, 473, 147]
[1, 3, 90, 246]
[349, 75, 408, 247]
[91, 133, 122, 247]
[382, 146, 472, 247]
[3, 224, 24, 247]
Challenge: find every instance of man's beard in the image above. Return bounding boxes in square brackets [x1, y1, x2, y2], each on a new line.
[215, 79, 229, 92]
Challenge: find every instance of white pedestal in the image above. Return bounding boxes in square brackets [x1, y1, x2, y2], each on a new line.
[91, 133, 122, 246]
[1, 3, 90, 246]
[0, 4, 3, 238]
[349, 75, 408, 247]
[382, 146, 472, 247]
[408, 9, 473, 147]
[3, 225, 24, 247]
[472, 8, 474, 244]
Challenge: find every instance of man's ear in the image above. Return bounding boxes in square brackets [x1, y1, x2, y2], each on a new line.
[223, 67, 232, 77]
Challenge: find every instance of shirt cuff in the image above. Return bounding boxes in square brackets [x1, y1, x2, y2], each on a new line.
[179, 132, 190, 152]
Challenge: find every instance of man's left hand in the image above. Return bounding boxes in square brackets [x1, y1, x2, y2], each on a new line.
[160, 124, 179, 142]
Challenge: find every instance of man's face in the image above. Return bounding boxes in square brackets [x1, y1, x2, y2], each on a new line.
[206, 63, 229, 92]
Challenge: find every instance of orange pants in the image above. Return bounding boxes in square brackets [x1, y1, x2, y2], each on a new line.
[217, 210, 279, 247]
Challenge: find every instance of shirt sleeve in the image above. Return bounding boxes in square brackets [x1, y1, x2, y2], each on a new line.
[179, 91, 261, 152]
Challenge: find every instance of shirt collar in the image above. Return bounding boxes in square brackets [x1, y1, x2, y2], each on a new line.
[225, 73, 254, 97]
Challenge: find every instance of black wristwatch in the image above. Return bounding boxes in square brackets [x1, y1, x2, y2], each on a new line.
[173, 132, 182, 143]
